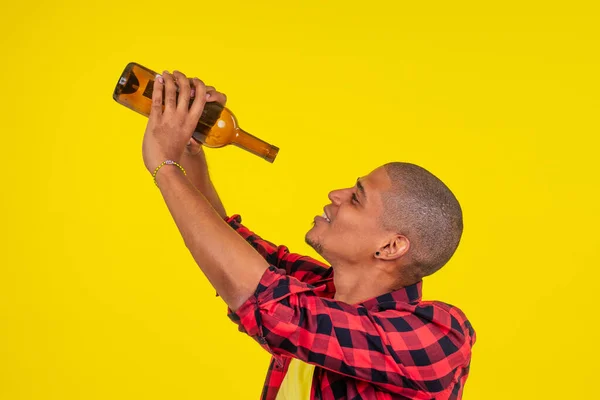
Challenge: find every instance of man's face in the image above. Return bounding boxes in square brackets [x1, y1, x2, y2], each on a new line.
[305, 166, 393, 265]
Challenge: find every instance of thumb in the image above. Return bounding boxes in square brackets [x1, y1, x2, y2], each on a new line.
[185, 137, 203, 155]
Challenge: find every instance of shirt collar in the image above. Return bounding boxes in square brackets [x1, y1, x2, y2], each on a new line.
[360, 280, 423, 310]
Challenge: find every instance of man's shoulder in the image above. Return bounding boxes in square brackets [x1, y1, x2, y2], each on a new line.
[371, 300, 475, 370]
[374, 300, 474, 340]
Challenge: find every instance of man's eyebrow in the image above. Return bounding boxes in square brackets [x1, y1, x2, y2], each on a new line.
[356, 178, 367, 201]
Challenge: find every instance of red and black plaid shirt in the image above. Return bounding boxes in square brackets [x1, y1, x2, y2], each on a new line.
[226, 215, 475, 399]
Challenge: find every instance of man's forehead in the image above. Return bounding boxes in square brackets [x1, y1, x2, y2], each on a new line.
[363, 167, 392, 190]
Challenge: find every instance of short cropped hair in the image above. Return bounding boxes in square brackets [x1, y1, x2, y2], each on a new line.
[381, 162, 463, 280]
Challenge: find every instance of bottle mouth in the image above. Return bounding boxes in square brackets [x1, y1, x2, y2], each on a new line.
[265, 146, 280, 163]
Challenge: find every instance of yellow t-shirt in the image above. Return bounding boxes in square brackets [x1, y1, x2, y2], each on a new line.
[275, 358, 316, 400]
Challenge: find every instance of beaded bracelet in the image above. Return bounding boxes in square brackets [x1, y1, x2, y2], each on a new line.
[152, 160, 186, 187]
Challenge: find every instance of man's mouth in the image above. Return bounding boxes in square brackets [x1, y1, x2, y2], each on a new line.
[322, 211, 331, 223]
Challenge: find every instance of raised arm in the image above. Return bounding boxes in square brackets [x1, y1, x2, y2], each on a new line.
[178, 88, 331, 285]
[180, 144, 331, 285]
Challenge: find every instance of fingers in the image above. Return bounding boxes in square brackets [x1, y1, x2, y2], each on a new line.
[187, 78, 208, 131]
[172, 70, 191, 112]
[206, 86, 227, 106]
[158, 70, 224, 134]
[150, 74, 164, 120]
[162, 71, 177, 112]
[189, 79, 197, 98]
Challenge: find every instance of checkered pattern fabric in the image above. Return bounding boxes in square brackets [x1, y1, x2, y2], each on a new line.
[226, 215, 475, 399]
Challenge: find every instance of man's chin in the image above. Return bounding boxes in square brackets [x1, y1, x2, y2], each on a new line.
[305, 223, 318, 241]
[305, 231, 324, 255]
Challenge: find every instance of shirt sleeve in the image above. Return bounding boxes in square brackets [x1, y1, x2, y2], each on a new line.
[228, 266, 473, 397]
[225, 214, 333, 285]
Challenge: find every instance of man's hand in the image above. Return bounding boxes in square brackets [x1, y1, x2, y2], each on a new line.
[142, 70, 208, 173]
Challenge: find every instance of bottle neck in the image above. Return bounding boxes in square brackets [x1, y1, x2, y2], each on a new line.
[232, 128, 279, 163]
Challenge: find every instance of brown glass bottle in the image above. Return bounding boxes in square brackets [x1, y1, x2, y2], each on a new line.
[113, 62, 279, 162]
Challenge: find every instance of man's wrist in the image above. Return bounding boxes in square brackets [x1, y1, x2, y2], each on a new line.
[180, 149, 210, 188]
[154, 163, 187, 188]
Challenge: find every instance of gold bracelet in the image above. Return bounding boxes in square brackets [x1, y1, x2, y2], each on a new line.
[152, 160, 186, 187]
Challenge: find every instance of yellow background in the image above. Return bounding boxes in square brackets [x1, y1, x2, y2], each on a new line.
[1, 0, 598, 399]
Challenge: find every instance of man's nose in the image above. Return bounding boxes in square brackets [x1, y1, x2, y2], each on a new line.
[328, 189, 347, 205]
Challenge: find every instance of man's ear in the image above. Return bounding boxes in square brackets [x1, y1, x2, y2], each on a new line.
[376, 234, 410, 261]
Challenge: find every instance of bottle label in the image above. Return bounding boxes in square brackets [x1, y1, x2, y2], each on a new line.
[143, 80, 154, 99]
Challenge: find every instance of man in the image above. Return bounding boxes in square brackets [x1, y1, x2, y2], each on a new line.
[142, 71, 476, 399]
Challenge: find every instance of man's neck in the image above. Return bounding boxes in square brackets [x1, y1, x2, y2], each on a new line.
[331, 264, 402, 304]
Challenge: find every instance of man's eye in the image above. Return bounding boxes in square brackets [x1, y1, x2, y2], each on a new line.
[351, 193, 359, 204]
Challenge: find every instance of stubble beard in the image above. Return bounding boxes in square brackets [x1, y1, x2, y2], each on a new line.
[305, 232, 324, 255]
